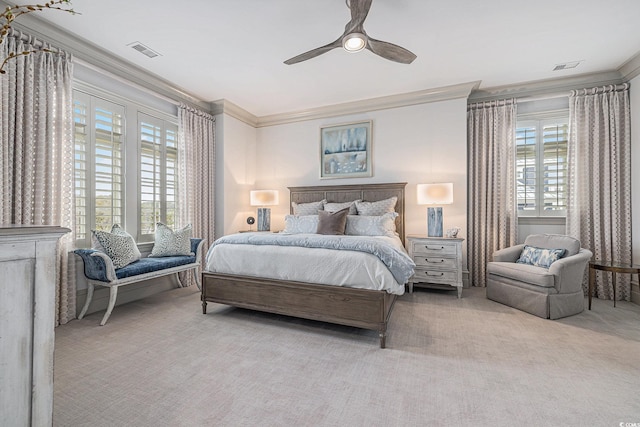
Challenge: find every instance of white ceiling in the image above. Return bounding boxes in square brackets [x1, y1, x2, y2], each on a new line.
[23, 0, 640, 117]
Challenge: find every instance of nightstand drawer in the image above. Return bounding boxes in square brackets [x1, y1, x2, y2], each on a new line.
[411, 241, 457, 256]
[413, 269, 458, 284]
[412, 256, 457, 269]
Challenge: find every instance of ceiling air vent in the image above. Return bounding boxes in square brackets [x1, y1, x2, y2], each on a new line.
[128, 42, 161, 58]
[553, 61, 581, 71]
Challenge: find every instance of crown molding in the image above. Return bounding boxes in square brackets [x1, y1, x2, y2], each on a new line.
[4, 1, 211, 112]
[619, 50, 640, 82]
[255, 81, 481, 128]
[210, 99, 259, 127]
[468, 71, 624, 103]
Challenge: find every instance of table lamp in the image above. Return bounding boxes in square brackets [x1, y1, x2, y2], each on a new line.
[417, 183, 453, 237]
[250, 190, 279, 231]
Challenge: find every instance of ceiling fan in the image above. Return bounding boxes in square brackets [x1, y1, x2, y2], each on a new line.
[284, 0, 417, 65]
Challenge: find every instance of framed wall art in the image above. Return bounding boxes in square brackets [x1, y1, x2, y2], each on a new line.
[320, 120, 372, 179]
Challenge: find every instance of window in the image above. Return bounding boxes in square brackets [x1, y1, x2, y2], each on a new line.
[73, 92, 125, 243]
[73, 85, 179, 248]
[516, 118, 568, 217]
[139, 113, 179, 241]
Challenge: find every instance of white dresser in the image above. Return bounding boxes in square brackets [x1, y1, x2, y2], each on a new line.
[406, 235, 464, 298]
[0, 225, 70, 427]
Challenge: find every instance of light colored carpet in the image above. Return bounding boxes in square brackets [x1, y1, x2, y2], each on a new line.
[53, 286, 640, 427]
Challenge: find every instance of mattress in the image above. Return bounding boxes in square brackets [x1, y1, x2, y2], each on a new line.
[205, 233, 414, 295]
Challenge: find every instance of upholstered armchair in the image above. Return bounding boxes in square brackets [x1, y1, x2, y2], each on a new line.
[486, 234, 593, 319]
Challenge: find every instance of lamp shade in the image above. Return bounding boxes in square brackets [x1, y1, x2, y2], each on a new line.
[417, 183, 453, 205]
[250, 190, 279, 206]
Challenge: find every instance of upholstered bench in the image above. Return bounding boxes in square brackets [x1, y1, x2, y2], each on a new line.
[74, 238, 205, 325]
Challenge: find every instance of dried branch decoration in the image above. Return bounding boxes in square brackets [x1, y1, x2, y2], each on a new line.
[0, 1, 77, 74]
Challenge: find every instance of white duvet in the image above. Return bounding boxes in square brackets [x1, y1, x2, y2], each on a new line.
[205, 233, 408, 295]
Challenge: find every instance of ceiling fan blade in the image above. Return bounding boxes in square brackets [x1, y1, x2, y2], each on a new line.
[344, 0, 373, 34]
[366, 37, 417, 64]
[284, 39, 342, 65]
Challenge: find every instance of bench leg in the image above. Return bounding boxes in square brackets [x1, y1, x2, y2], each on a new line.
[193, 268, 201, 291]
[78, 282, 95, 320]
[176, 272, 184, 288]
[100, 286, 119, 326]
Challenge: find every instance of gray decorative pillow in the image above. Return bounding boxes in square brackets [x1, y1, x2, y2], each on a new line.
[316, 208, 349, 235]
[150, 223, 194, 257]
[282, 215, 319, 234]
[355, 196, 398, 216]
[91, 224, 141, 269]
[324, 200, 360, 215]
[345, 212, 398, 237]
[292, 199, 326, 215]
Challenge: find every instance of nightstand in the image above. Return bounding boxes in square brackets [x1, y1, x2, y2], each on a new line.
[406, 235, 464, 298]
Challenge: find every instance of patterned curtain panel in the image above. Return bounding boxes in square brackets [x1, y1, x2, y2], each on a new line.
[0, 30, 76, 324]
[177, 104, 216, 286]
[467, 99, 517, 287]
[567, 84, 631, 300]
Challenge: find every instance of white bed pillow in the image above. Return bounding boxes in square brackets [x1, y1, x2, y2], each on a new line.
[282, 215, 319, 234]
[324, 200, 360, 215]
[345, 212, 399, 237]
[355, 196, 397, 216]
[291, 199, 326, 215]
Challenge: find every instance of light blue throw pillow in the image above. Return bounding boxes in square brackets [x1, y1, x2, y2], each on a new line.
[150, 223, 194, 257]
[516, 245, 565, 268]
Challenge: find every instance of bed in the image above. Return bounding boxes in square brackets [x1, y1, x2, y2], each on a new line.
[201, 182, 412, 348]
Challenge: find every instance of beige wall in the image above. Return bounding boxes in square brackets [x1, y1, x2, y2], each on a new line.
[214, 97, 469, 274]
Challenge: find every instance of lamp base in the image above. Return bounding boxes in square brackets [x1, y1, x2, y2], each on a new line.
[427, 207, 443, 237]
[257, 208, 271, 231]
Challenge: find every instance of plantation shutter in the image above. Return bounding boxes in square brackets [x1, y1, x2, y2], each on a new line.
[139, 113, 179, 240]
[515, 118, 568, 217]
[73, 91, 125, 245]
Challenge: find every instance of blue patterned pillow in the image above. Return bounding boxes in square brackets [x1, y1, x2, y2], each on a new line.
[516, 245, 565, 268]
[91, 224, 141, 269]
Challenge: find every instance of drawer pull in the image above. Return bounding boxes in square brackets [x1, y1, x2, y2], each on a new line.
[426, 272, 444, 277]
[425, 258, 444, 263]
[424, 245, 444, 250]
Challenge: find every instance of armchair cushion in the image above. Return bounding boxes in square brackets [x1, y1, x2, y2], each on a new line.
[487, 262, 555, 288]
[516, 245, 565, 268]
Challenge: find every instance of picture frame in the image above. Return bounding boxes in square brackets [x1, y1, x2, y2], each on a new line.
[320, 120, 372, 179]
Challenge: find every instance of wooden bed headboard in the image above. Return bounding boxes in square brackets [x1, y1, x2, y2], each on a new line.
[287, 182, 407, 243]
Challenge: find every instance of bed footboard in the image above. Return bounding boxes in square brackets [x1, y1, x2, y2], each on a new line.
[202, 272, 397, 348]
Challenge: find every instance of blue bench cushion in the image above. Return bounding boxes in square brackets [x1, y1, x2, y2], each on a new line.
[115, 255, 196, 279]
[74, 238, 203, 283]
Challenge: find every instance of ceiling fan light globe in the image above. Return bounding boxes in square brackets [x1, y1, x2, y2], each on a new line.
[342, 33, 367, 52]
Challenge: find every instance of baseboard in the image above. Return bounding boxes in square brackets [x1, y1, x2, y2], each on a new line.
[632, 282, 640, 305]
[463, 270, 470, 288]
[75, 275, 182, 319]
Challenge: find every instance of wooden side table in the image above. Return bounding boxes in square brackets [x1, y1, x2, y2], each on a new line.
[406, 235, 464, 298]
[588, 260, 640, 309]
